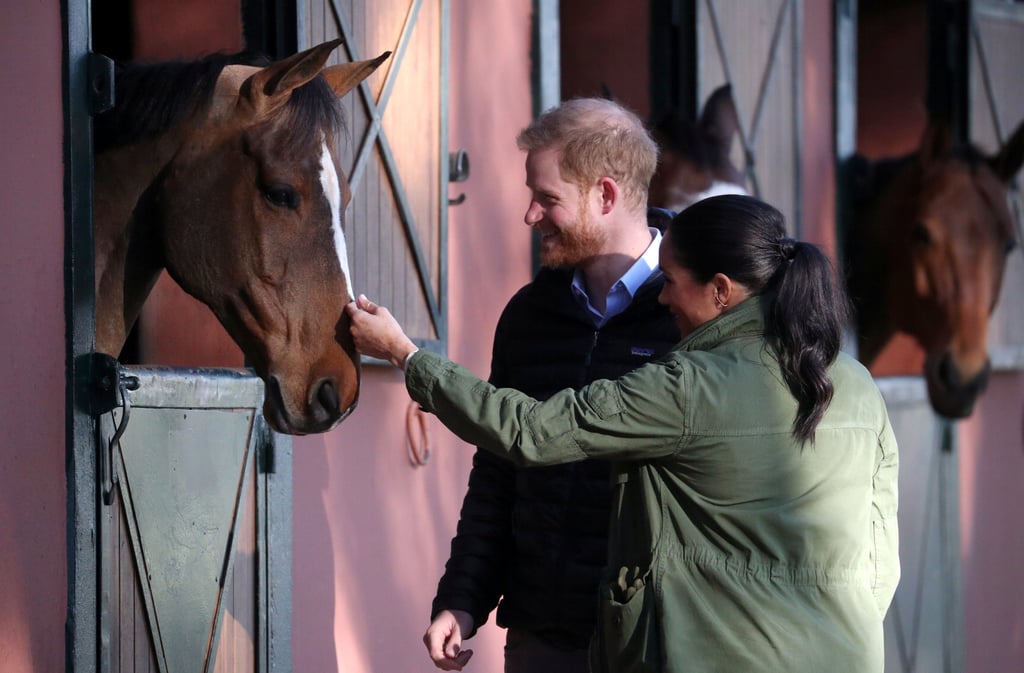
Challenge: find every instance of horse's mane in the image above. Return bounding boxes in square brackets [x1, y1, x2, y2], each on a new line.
[848, 154, 907, 209]
[651, 111, 716, 169]
[94, 51, 345, 154]
[850, 140, 992, 210]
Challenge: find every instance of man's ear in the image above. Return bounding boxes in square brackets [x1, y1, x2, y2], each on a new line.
[597, 176, 620, 214]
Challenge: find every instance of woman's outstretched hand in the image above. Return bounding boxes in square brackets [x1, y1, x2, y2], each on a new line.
[345, 294, 419, 369]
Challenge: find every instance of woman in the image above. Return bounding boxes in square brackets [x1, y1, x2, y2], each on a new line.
[347, 195, 899, 673]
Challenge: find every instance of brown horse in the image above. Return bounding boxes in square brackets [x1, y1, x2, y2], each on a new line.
[648, 84, 748, 212]
[93, 40, 388, 435]
[846, 120, 1024, 418]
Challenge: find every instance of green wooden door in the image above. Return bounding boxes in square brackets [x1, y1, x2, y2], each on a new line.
[96, 366, 292, 673]
[297, 0, 451, 354]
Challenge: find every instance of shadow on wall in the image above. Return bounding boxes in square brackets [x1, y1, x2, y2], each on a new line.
[292, 375, 508, 673]
[292, 432, 337, 671]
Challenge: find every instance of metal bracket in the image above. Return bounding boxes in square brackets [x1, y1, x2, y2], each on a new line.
[448, 149, 470, 206]
[90, 352, 123, 416]
[87, 52, 115, 116]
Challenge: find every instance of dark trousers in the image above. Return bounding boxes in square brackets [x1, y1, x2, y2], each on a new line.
[504, 628, 590, 673]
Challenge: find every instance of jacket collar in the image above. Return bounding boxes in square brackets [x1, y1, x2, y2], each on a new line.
[677, 296, 766, 353]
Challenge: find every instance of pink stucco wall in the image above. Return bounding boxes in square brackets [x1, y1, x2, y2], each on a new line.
[0, 1, 68, 671]
[960, 376, 1024, 671]
[289, 2, 535, 671]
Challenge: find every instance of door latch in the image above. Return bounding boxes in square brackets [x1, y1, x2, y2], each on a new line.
[90, 353, 139, 505]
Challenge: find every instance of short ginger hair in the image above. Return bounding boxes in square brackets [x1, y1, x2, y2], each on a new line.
[516, 98, 658, 215]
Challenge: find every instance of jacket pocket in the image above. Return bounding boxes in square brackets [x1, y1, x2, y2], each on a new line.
[590, 574, 660, 673]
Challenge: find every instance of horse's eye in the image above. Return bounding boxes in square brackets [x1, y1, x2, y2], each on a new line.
[911, 221, 931, 245]
[1006, 238, 1018, 256]
[263, 184, 300, 210]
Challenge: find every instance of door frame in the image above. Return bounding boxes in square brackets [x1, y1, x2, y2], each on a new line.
[64, 0, 100, 668]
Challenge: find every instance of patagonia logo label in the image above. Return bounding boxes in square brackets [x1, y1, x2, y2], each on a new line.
[630, 346, 656, 357]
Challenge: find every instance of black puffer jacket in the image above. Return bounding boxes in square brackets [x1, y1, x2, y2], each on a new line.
[431, 264, 679, 648]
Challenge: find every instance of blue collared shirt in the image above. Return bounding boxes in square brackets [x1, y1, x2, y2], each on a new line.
[571, 227, 663, 327]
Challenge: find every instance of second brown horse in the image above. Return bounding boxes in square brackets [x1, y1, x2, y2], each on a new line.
[846, 119, 1024, 418]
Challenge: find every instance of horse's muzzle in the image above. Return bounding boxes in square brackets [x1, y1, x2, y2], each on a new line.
[263, 374, 358, 435]
[924, 353, 991, 419]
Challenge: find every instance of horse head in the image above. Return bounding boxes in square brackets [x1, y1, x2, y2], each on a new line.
[648, 84, 749, 212]
[95, 41, 389, 435]
[851, 119, 1024, 418]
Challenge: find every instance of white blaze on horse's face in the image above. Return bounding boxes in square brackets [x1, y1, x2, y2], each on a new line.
[318, 140, 355, 299]
[686, 180, 750, 210]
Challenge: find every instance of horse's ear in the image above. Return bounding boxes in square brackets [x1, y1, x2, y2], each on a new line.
[322, 52, 391, 98]
[699, 84, 745, 185]
[988, 119, 1024, 183]
[699, 84, 740, 153]
[918, 122, 953, 164]
[243, 39, 345, 113]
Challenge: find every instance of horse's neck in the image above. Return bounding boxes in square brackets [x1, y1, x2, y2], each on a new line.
[93, 133, 183, 355]
[846, 155, 912, 367]
[848, 209, 895, 366]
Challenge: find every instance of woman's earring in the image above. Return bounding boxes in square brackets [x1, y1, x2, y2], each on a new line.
[714, 292, 728, 309]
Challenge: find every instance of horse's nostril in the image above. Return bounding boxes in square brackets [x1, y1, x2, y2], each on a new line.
[263, 375, 290, 432]
[937, 355, 957, 388]
[316, 379, 340, 416]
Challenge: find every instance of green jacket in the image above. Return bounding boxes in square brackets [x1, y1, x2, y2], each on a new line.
[407, 297, 899, 673]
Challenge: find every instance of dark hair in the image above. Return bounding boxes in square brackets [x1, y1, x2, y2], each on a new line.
[94, 51, 343, 156]
[666, 194, 850, 444]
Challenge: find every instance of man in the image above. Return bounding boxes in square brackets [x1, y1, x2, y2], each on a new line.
[423, 98, 680, 672]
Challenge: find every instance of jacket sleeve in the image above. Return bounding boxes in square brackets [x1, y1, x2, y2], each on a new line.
[870, 401, 900, 618]
[406, 351, 686, 465]
[431, 447, 515, 636]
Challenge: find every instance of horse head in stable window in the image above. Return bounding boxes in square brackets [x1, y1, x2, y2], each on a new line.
[648, 84, 749, 213]
[846, 119, 1024, 418]
[93, 40, 389, 435]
